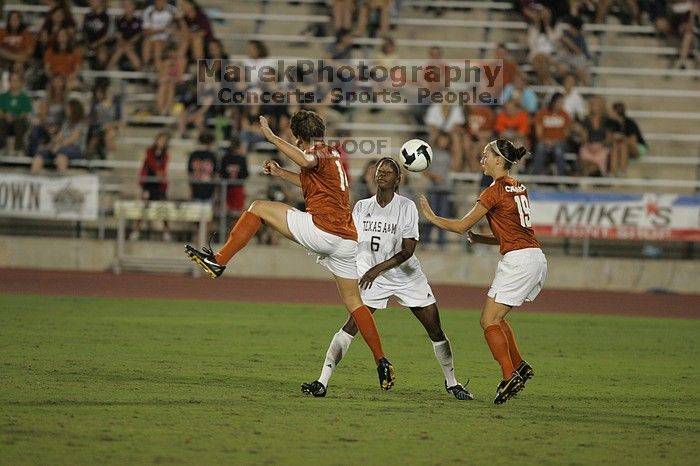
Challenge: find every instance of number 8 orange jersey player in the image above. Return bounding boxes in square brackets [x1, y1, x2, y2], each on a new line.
[419, 139, 547, 405]
[185, 110, 395, 391]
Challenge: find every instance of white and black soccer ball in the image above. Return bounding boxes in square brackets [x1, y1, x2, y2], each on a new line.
[399, 139, 433, 172]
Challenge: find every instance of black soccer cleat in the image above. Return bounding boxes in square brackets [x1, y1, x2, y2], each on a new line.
[301, 380, 327, 398]
[377, 357, 395, 391]
[185, 244, 226, 278]
[516, 360, 534, 383]
[494, 372, 524, 405]
[445, 381, 474, 401]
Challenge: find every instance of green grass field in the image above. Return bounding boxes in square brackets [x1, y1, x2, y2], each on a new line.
[1, 294, 698, 465]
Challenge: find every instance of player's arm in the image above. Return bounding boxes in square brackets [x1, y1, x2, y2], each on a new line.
[359, 238, 417, 290]
[259, 116, 318, 170]
[419, 196, 488, 234]
[466, 230, 500, 245]
[264, 159, 301, 187]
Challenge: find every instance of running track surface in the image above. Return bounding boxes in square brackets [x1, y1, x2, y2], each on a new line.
[1, 268, 698, 319]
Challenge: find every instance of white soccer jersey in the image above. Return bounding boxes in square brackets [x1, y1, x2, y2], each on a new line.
[353, 194, 426, 287]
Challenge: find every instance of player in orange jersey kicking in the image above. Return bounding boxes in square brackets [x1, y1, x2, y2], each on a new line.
[185, 110, 395, 391]
[419, 139, 547, 404]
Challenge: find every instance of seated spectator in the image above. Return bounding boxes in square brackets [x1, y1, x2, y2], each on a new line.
[492, 43, 519, 97]
[425, 100, 465, 155]
[30, 99, 88, 173]
[109, 0, 143, 71]
[332, 0, 354, 32]
[36, 2, 77, 61]
[0, 72, 33, 155]
[91, 44, 113, 90]
[43, 29, 83, 90]
[561, 72, 586, 122]
[188, 131, 218, 203]
[142, 0, 178, 70]
[357, 0, 394, 37]
[462, 104, 496, 172]
[353, 158, 378, 203]
[596, 0, 640, 24]
[494, 100, 530, 148]
[501, 72, 539, 114]
[558, 16, 590, 85]
[26, 75, 67, 158]
[0, 11, 34, 72]
[527, 5, 561, 84]
[422, 131, 453, 249]
[605, 102, 629, 176]
[219, 134, 249, 217]
[157, 45, 186, 115]
[177, 71, 216, 138]
[530, 92, 572, 175]
[82, 0, 111, 68]
[87, 83, 122, 158]
[178, 0, 214, 63]
[324, 30, 355, 109]
[578, 95, 613, 176]
[610, 102, 648, 161]
[132, 131, 171, 241]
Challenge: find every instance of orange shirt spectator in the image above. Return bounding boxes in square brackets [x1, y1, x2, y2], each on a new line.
[0, 11, 34, 65]
[535, 108, 571, 143]
[495, 101, 530, 137]
[43, 29, 82, 77]
[466, 105, 496, 139]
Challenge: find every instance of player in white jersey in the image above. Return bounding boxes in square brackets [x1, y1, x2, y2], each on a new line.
[301, 158, 473, 400]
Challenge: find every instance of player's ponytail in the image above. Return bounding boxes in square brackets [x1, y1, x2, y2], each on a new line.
[492, 139, 529, 170]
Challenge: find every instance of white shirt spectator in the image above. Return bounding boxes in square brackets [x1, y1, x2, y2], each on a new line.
[142, 3, 177, 41]
[563, 89, 586, 122]
[425, 103, 465, 132]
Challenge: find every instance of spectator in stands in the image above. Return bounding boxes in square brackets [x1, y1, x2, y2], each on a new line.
[357, 0, 394, 37]
[561, 72, 586, 122]
[527, 5, 561, 85]
[219, 134, 249, 218]
[332, 0, 354, 32]
[82, 0, 111, 68]
[26, 75, 67, 158]
[87, 83, 122, 159]
[491, 43, 519, 97]
[178, 0, 214, 63]
[530, 92, 572, 175]
[324, 29, 355, 110]
[425, 100, 465, 157]
[177, 71, 216, 138]
[36, 1, 77, 62]
[462, 104, 496, 172]
[606, 103, 629, 176]
[610, 101, 648, 161]
[30, 98, 87, 173]
[43, 28, 83, 91]
[0, 72, 33, 155]
[109, 0, 143, 71]
[422, 131, 454, 250]
[142, 0, 178, 70]
[558, 15, 590, 85]
[206, 38, 228, 61]
[353, 158, 379, 202]
[132, 131, 171, 241]
[243, 40, 275, 89]
[578, 95, 612, 176]
[494, 100, 530, 149]
[157, 44, 185, 115]
[0, 11, 34, 72]
[501, 72, 539, 114]
[188, 130, 218, 203]
[676, 0, 699, 69]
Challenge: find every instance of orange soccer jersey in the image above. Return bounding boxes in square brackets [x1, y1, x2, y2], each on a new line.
[478, 176, 540, 255]
[300, 143, 357, 241]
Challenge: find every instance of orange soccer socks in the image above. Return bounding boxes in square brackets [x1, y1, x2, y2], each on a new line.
[484, 324, 515, 380]
[215, 211, 262, 265]
[351, 305, 385, 364]
[499, 320, 523, 368]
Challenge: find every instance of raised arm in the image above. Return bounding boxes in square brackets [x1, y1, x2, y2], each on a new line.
[359, 238, 417, 290]
[259, 116, 318, 170]
[419, 196, 488, 235]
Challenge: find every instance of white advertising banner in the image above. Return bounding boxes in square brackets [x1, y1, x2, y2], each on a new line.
[530, 191, 700, 241]
[0, 173, 99, 221]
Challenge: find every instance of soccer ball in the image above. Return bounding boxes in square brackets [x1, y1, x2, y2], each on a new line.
[399, 139, 433, 172]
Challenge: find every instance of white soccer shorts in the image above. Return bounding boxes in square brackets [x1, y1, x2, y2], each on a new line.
[361, 274, 436, 309]
[488, 247, 548, 307]
[286, 209, 358, 279]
